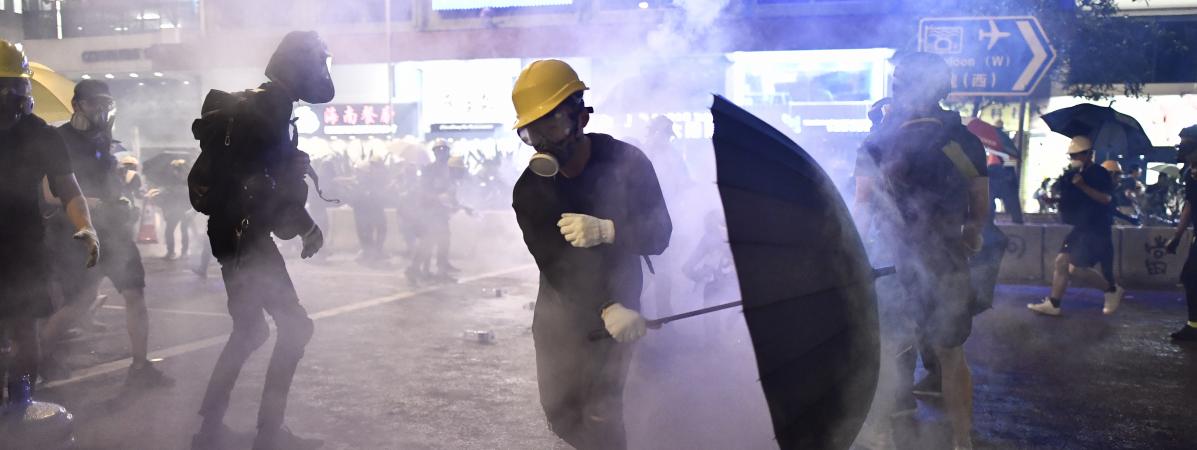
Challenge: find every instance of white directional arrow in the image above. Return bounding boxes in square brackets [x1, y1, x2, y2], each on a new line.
[1012, 20, 1048, 92]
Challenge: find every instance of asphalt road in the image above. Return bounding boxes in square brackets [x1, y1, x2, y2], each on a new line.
[34, 225, 1197, 450]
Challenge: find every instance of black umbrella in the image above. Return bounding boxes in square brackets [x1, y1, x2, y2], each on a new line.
[587, 96, 882, 448]
[1041, 103, 1153, 159]
[711, 95, 879, 449]
[142, 151, 194, 187]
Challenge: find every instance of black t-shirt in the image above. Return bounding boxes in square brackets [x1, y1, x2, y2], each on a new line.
[855, 107, 988, 239]
[0, 115, 73, 246]
[1056, 164, 1115, 228]
[1186, 171, 1197, 231]
[57, 124, 119, 202]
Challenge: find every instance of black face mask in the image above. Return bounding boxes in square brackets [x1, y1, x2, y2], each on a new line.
[0, 81, 31, 130]
[295, 56, 335, 104]
[266, 32, 336, 104]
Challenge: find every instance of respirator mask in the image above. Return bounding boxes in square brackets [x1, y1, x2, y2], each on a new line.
[0, 79, 32, 130]
[70, 96, 116, 134]
[519, 108, 580, 177]
[1068, 150, 1091, 170]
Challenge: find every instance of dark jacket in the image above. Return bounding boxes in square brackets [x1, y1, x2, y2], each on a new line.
[513, 133, 672, 329]
[192, 83, 315, 260]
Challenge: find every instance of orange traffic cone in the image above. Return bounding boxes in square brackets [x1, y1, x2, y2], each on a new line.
[137, 201, 158, 243]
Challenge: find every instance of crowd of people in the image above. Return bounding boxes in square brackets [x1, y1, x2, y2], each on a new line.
[4, 28, 1197, 450]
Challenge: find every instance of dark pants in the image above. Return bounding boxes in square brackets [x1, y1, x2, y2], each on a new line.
[200, 236, 314, 431]
[353, 205, 387, 259]
[163, 208, 191, 256]
[532, 300, 632, 450]
[1182, 241, 1197, 322]
[990, 166, 1024, 224]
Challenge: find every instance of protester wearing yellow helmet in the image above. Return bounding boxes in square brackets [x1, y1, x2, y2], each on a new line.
[510, 59, 672, 449]
[0, 39, 99, 411]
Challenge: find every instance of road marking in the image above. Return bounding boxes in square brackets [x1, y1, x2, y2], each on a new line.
[101, 305, 229, 318]
[43, 264, 537, 389]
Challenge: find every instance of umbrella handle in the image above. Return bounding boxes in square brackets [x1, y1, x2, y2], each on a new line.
[587, 319, 665, 342]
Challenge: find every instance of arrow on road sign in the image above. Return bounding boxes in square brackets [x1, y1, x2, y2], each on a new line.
[919, 16, 1057, 97]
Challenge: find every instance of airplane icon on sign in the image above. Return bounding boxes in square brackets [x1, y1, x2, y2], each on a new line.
[978, 19, 1011, 50]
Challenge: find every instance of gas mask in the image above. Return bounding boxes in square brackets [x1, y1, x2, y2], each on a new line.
[265, 31, 336, 104]
[0, 79, 32, 130]
[519, 108, 579, 177]
[1068, 159, 1084, 170]
[70, 97, 116, 135]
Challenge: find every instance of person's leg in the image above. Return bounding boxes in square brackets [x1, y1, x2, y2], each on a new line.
[165, 213, 180, 257]
[353, 207, 374, 259]
[198, 262, 270, 434]
[122, 288, 149, 363]
[1050, 252, 1071, 302]
[255, 243, 314, 434]
[180, 214, 191, 257]
[934, 345, 973, 449]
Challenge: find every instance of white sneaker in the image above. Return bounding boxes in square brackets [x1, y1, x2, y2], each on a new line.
[1027, 298, 1061, 316]
[1103, 285, 1124, 315]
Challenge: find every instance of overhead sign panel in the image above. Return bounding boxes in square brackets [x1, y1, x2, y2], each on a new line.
[918, 16, 1057, 97]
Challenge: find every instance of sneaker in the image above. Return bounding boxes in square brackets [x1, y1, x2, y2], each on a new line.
[911, 373, 942, 398]
[126, 361, 175, 389]
[1027, 298, 1061, 316]
[191, 423, 235, 450]
[1103, 285, 1125, 315]
[1171, 325, 1197, 342]
[253, 426, 324, 450]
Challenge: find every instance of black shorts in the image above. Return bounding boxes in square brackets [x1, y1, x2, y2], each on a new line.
[895, 241, 975, 349]
[48, 211, 146, 302]
[1060, 226, 1113, 269]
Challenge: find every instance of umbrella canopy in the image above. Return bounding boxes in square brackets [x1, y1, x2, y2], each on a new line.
[1041, 103, 1153, 159]
[1151, 164, 1180, 179]
[966, 118, 1020, 160]
[710, 95, 879, 449]
[30, 62, 76, 123]
[142, 151, 195, 187]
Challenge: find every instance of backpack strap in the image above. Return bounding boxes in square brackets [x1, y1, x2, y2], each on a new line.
[898, 117, 981, 180]
[941, 140, 981, 180]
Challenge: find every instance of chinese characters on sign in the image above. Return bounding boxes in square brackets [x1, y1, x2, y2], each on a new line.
[312, 104, 399, 136]
[919, 17, 1056, 97]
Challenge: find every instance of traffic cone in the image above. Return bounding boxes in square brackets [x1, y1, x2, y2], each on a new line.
[137, 202, 158, 243]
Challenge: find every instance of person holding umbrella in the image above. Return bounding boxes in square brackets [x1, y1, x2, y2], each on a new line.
[0, 39, 99, 409]
[1163, 125, 1197, 341]
[1028, 136, 1125, 316]
[510, 59, 671, 449]
[854, 52, 989, 450]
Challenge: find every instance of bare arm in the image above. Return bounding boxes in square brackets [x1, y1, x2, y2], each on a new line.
[50, 174, 95, 232]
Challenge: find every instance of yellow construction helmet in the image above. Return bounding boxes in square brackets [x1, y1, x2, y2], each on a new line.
[1101, 160, 1123, 174]
[511, 59, 587, 129]
[0, 40, 32, 79]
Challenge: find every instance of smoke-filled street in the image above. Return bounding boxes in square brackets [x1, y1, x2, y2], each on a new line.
[28, 217, 1197, 450]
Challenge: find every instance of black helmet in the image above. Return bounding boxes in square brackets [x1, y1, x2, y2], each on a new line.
[265, 31, 335, 104]
[892, 52, 952, 106]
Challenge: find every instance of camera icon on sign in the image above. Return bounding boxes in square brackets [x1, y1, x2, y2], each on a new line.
[924, 26, 964, 55]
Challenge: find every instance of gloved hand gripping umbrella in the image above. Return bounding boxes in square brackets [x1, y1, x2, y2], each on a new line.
[592, 96, 882, 449]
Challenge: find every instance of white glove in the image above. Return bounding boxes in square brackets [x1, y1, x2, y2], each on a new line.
[601, 303, 647, 343]
[73, 228, 100, 268]
[557, 213, 615, 248]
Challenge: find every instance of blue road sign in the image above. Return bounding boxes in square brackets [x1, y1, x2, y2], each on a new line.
[918, 16, 1057, 97]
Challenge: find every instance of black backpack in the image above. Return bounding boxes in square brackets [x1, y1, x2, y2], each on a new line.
[871, 117, 979, 235]
[188, 89, 255, 217]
